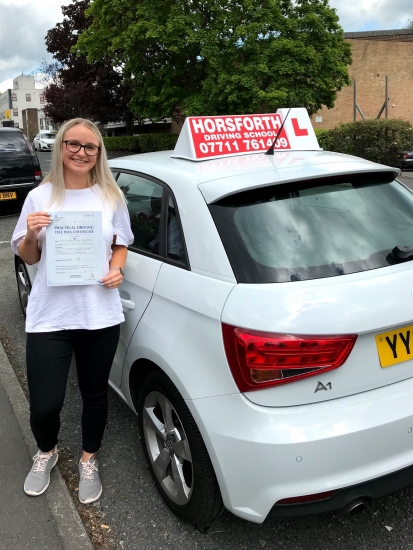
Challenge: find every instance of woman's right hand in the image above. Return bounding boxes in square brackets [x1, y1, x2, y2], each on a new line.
[26, 212, 51, 242]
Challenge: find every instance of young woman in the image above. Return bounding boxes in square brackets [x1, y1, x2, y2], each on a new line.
[11, 119, 133, 504]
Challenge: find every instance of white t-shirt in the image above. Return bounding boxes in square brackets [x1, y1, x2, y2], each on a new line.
[11, 182, 134, 333]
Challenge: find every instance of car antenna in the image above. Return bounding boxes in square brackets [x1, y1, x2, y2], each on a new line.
[265, 108, 292, 155]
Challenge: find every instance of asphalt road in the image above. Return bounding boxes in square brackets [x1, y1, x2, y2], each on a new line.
[2, 154, 413, 549]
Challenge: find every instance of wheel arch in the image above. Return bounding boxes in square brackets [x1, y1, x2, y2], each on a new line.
[125, 356, 231, 515]
[128, 358, 160, 412]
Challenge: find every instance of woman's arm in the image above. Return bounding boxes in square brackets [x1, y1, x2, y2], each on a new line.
[101, 244, 128, 289]
[109, 244, 127, 271]
[17, 212, 51, 265]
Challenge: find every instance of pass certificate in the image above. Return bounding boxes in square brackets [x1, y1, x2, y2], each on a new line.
[46, 211, 103, 286]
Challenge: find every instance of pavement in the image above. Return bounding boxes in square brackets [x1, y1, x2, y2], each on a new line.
[0, 340, 94, 550]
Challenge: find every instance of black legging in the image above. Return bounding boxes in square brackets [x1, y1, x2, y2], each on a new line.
[26, 324, 120, 454]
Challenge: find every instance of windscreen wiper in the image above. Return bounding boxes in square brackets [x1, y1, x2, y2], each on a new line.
[388, 245, 413, 263]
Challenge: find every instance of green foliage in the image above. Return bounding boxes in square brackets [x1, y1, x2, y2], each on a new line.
[314, 128, 332, 150]
[77, 0, 352, 120]
[44, 1, 135, 129]
[320, 119, 413, 166]
[135, 134, 179, 152]
[103, 134, 178, 152]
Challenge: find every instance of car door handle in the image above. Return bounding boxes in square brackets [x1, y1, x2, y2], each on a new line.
[120, 298, 135, 311]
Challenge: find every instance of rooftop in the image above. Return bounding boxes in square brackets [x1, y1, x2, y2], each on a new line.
[344, 29, 413, 42]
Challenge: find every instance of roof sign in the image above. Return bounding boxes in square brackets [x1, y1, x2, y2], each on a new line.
[171, 108, 321, 161]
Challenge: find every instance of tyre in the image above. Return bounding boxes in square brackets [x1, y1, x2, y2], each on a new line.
[15, 257, 31, 317]
[138, 371, 224, 525]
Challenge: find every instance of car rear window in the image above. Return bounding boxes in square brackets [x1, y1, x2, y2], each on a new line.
[0, 131, 30, 153]
[209, 173, 413, 283]
[40, 133, 56, 139]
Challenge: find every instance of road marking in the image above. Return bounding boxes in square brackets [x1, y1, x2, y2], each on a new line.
[0, 241, 10, 244]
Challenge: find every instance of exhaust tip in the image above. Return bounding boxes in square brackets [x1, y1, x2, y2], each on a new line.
[342, 499, 367, 518]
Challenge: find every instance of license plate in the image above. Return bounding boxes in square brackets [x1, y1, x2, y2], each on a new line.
[0, 191, 17, 200]
[376, 325, 413, 368]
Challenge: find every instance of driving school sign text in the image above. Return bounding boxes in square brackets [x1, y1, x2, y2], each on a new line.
[171, 108, 321, 161]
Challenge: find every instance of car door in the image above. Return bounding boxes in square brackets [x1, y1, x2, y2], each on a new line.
[120, 187, 190, 387]
[110, 171, 165, 386]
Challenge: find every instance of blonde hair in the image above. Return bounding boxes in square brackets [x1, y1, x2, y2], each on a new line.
[42, 118, 125, 210]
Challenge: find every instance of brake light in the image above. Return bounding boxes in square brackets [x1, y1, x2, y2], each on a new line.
[222, 324, 357, 392]
[34, 171, 42, 177]
[404, 154, 409, 159]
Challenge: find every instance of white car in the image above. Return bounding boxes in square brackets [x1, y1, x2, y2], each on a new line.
[33, 131, 56, 151]
[15, 109, 413, 526]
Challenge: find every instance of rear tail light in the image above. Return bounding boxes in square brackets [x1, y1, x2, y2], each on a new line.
[34, 170, 43, 184]
[222, 324, 357, 392]
[404, 154, 409, 159]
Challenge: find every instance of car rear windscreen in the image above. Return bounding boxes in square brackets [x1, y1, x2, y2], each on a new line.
[0, 131, 34, 183]
[209, 174, 413, 283]
[0, 131, 30, 153]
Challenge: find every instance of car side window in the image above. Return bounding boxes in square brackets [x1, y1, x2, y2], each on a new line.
[166, 193, 185, 263]
[117, 172, 163, 255]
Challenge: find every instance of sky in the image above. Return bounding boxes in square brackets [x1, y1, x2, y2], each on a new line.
[0, 0, 412, 94]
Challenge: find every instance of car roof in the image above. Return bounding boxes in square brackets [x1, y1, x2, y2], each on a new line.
[0, 127, 22, 132]
[108, 149, 399, 203]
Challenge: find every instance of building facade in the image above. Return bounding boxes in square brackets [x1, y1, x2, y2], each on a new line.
[312, 29, 413, 130]
[0, 75, 50, 132]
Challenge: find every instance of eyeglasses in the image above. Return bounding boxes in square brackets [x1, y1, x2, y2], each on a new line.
[63, 140, 101, 156]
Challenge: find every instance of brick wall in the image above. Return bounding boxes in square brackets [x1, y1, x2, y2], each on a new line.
[22, 108, 39, 141]
[312, 38, 413, 129]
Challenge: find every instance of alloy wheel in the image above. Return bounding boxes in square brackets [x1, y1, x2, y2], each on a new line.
[17, 262, 30, 316]
[142, 390, 193, 505]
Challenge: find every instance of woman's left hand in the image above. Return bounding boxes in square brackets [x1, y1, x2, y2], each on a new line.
[101, 268, 123, 289]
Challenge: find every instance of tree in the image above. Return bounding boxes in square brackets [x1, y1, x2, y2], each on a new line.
[406, 20, 413, 29]
[76, 0, 352, 122]
[43, 0, 135, 132]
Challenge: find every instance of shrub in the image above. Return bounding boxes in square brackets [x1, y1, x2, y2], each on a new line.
[314, 128, 332, 151]
[103, 133, 178, 153]
[103, 136, 141, 152]
[320, 119, 413, 167]
[137, 133, 179, 153]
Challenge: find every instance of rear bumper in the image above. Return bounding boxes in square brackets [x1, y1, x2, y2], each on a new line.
[269, 461, 413, 517]
[0, 182, 36, 204]
[188, 377, 413, 523]
[401, 159, 413, 169]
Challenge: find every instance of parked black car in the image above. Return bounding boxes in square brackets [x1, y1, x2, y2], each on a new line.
[397, 151, 413, 170]
[0, 128, 42, 207]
